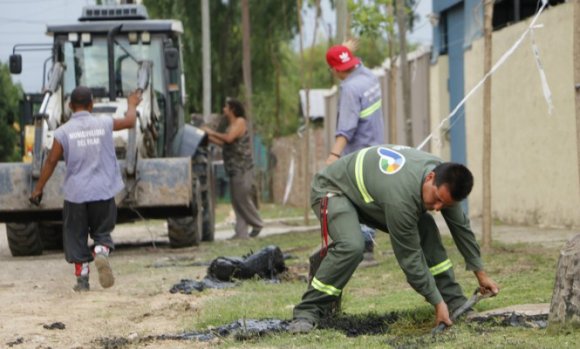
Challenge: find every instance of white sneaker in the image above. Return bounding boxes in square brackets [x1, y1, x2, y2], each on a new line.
[94, 254, 115, 288]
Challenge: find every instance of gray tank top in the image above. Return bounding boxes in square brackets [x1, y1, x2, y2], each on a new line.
[222, 130, 253, 176]
[54, 111, 124, 203]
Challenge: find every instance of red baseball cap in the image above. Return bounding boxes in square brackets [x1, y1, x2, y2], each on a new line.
[326, 45, 360, 72]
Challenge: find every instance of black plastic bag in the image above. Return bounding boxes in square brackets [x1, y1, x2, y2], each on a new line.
[207, 245, 287, 281]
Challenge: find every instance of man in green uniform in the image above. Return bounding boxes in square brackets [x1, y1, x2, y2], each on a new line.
[289, 145, 500, 333]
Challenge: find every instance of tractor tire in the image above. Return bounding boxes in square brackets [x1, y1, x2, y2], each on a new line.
[6, 222, 43, 257]
[201, 151, 215, 242]
[167, 177, 202, 248]
[201, 189, 215, 242]
[167, 216, 200, 247]
[39, 222, 63, 250]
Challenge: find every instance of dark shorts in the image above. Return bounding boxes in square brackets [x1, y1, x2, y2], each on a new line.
[63, 198, 117, 263]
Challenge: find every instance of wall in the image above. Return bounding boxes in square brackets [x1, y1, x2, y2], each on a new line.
[386, 48, 432, 148]
[428, 55, 451, 159]
[270, 128, 326, 207]
[463, 3, 580, 227]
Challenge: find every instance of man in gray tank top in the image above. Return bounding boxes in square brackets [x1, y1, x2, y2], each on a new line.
[30, 86, 141, 292]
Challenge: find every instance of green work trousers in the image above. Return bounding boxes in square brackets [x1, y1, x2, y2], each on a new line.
[293, 195, 467, 324]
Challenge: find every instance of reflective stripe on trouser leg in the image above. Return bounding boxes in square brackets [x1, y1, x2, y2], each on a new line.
[430, 259, 452, 276]
[293, 196, 365, 324]
[418, 213, 467, 311]
[311, 277, 341, 296]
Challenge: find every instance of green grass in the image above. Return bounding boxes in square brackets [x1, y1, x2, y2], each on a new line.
[161, 225, 580, 348]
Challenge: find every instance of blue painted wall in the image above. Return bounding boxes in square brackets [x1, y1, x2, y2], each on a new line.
[431, 0, 484, 166]
[447, 4, 467, 166]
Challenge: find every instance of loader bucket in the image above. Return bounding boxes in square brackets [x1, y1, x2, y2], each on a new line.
[0, 157, 193, 222]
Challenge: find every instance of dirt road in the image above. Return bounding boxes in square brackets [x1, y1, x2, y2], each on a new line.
[0, 222, 216, 349]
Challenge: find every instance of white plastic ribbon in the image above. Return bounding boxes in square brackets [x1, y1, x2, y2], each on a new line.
[530, 26, 554, 115]
[282, 152, 295, 205]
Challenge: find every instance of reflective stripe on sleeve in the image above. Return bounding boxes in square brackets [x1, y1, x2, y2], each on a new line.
[429, 259, 453, 276]
[360, 100, 382, 118]
[355, 148, 374, 203]
[311, 277, 342, 297]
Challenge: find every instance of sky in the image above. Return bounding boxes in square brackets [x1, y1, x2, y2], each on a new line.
[1, 0, 432, 93]
[0, 0, 95, 92]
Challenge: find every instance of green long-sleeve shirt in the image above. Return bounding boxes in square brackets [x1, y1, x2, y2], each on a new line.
[311, 145, 483, 305]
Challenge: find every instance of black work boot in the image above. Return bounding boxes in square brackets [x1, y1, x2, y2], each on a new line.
[73, 275, 90, 292]
[249, 228, 262, 238]
[288, 318, 316, 334]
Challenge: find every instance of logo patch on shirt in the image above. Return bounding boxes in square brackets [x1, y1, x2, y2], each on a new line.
[377, 147, 405, 175]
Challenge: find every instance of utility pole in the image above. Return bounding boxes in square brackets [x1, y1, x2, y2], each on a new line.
[241, 0, 254, 141]
[336, 0, 347, 44]
[201, 0, 211, 122]
[297, 0, 311, 225]
[387, 1, 397, 144]
[575, 0, 580, 201]
[396, 0, 413, 146]
[482, 0, 494, 250]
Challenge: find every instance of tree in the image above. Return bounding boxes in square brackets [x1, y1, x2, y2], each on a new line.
[482, 0, 494, 250]
[347, 5, 418, 62]
[396, 0, 412, 145]
[549, 234, 580, 328]
[0, 62, 21, 162]
[241, 0, 254, 141]
[575, 0, 580, 203]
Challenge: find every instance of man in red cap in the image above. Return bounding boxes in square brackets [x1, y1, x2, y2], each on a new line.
[324, 42, 385, 263]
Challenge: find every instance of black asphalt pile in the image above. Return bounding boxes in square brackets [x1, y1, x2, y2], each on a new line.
[96, 313, 401, 347]
[169, 277, 237, 293]
[43, 321, 66, 330]
[319, 312, 400, 337]
[95, 311, 552, 348]
[209, 318, 289, 341]
[470, 312, 549, 329]
[6, 337, 23, 347]
[97, 319, 289, 347]
[170, 245, 287, 293]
